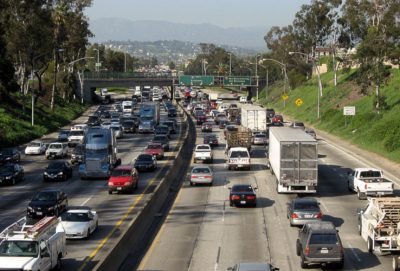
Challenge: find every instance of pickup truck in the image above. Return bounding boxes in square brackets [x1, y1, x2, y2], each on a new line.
[348, 168, 394, 200]
[194, 144, 213, 164]
[227, 147, 251, 170]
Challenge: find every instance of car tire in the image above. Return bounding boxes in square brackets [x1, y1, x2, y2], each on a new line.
[336, 259, 344, 269]
[348, 181, 353, 192]
[393, 257, 400, 271]
[229, 201, 233, 207]
[11, 178, 16, 186]
[54, 256, 62, 271]
[367, 237, 373, 253]
[108, 190, 112, 195]
[296, 240, 301, 256]
[63, 175, 67, 182]
[357, 190, 366, 200]
[86, 229, 90, 239]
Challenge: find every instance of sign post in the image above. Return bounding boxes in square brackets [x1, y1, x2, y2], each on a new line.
[343, 106, 356, 127]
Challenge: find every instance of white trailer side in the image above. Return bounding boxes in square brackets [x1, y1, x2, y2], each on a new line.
[240, 104, 267, 131]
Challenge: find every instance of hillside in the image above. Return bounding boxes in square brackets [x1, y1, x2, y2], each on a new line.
[262, 70, 400, 162]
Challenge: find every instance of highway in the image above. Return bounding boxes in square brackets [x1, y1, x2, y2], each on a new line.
[0, 93, 186, 271]
[138, 94, 395, 271]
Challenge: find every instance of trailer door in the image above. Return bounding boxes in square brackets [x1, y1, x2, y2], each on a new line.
[281, 142, 297, 184]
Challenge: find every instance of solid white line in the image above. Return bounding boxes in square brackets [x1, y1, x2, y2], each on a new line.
[80, 195, 94, 206]
[347, 242, 361, 262]
[214, 263, 218, 271]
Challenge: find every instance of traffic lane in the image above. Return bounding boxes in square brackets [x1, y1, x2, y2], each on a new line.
[263, 139, 388, 271]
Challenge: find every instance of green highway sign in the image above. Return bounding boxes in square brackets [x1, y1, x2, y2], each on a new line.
[223, 76, 251, 86]
[179, 75, 214, 86]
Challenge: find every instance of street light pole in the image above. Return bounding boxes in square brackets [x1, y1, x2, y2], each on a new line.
[289, 51, 322, 119]
[68, 57, 94, 104]
[255, 55, 259, 101]
[228, 53, 232, 76]
[93, 48, 100, 72]
[124, 51, 127, 73]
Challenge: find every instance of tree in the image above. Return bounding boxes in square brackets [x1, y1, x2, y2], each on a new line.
[168, 61, 176, 70]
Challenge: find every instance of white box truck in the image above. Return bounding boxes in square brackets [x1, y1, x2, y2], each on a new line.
[268, 127, 318, 193]
[241, 104, 267, 131]
[0, 216, 66, 271]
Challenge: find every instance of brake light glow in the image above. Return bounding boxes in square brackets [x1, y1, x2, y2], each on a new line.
[191, 176, 198, 179]
[231, 195, 240, 200]
[304, 246, 310, 256]
[365, 183, 368, 190]
[204, 176, 212, 179]
[291, 213, 299, 219]
[316, 212, 323, 219]
[246, 195, 255, 200]
[124, 182, 132, 186]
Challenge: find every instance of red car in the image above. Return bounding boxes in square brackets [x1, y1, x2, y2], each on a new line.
[210, 102, 218, 109]
[143, 143, 164, 160]
[108, 165, 139, 194]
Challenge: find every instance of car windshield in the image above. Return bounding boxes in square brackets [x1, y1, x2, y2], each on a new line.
[294, 200, 319, 210]
[123, 121, 134, 127]
[309, 233, 339, 245]
[138, 155, 153, 161]
[47, 162, 64, 170]
[232, 185, 253, 193]
[230, 151, 249, 158]
[28, 142, 41, 147]
[111, 169, 131, 177]
[0, 166, 13, 174]
[61, 212, 90, 222]
[153, 136, 166, 141]
[147, 145, 161, 150]
[49, 144, 62, 149]
[70, 130, 84, 136]
[197, 146, 210, 151]
[192, 168, 210, 174]
[255, 134, 266, 138]
[0, 149, 13, 155]
[0, 241, 38, 257]
[32, 191, 57, 201]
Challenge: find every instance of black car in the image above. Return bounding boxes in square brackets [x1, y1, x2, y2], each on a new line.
[167, 108, 177, 117]
[57, 129, 70, 142]
[133, 154, 157, 172]
[43, 161, 73, 182]
[70, 144, 85, 165]
[152, 135, 170, 151]
[154, 125, 170, 138]
[0, 164, 24, 185]
[27, 189, 68, 218]
[204, 135, 219, 147]
[160, 120, 177, 134]
[0, 148, 21, 164]
[229, 184, 257, 207]
[121, 120, 136, 133]
[99, 110, 111, 119]
[87, 115, 101, 126]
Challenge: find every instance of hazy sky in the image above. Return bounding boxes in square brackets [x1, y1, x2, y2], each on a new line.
[85, 0, 311, 28]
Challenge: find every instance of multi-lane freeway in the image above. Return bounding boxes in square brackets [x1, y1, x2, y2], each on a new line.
[138, 92, 398, 271]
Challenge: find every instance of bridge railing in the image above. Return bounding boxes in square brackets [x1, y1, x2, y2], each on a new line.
[84, 72, 174, 79]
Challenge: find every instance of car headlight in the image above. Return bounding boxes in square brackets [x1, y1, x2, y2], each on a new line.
[27, 206, 33, 211]
[5, 176, 12, 180]
[44, 172, 49, 176]
[58, 172, 64, 176]
[48, 206, 54, 211]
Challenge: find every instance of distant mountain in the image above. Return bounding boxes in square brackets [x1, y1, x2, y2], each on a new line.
[89, 18, 268, 50]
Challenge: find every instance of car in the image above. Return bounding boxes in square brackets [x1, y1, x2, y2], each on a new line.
[133, 154, 157, 172]
[152, 135, 170, 151]
[87, 115, 101, 126]
[287, 198, 322, 226]
[266, 108, 275, 119]
[143, 143, 164, 159]
[0, 148, 21, 164]
[229, 184, 257, 207]
[290, 121, 305, 130]
[214, 113, 227, 124]
[252, 133, 268, 145]
[239, 96, 247, 103]
[57, 129, 70, 142]
[43, 161, 73, 182]
[70, 144, 85, 165]
[108, 165, 139, 194]
[210, 110, 219, 118]
[216, 98, 223, 105]
[121, 120, 136, 133]
[296, 221, 344, 269]
[305, 128, 317, 139]
[25, 141, 47, 155]
[0, 163, 24, 185]
[57, 206, 98, 239]
[203, 134, 219, 147]
[45, 143, 68, 159]
[154, 125, 170, 139]
[101, 121, 112, 129]
[271, 114, 283, 123]
[267, 122, 284, 127]
[161, 120, 177, 134]
[27, 189, 68, 218]
[110, 124, 123, 139]
[168, 108, 177, 117]
[219, 120, 229, 129]
[227, 262, 280, 271]
[190, 166, 213, 186]
[201, 122, 213, 132]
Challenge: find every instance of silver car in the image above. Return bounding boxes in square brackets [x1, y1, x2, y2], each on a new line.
[110, 124, 123, 139]
[252, 133, 268, 145]
[287, 198, 322, 226]
[190, 166, 213, 186]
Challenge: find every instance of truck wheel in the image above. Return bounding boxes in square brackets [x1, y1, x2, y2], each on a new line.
[367, 237, 373, 253]
[54, 255, 62, 270]
[358, 221, 362, 236]
[357, 190, 366, 200]
[392, 257, 400, 271]
[300, 256, 308, 269]
[348, 181, 353, 192]
[296, 240, 301, 256]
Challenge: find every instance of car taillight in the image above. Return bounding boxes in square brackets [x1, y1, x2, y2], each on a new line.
[204, 176, 212, 179]
[291, 213, 299, 219]
[365, 183, 368, 190]
[124, 182, 132, 186]
[316, 212, 323, 219]
[247, 195, 255, 200]
[191, 176, 198, 179]
[231, 195, 240, 200]
[304, 246, 310, 256]
[108, 182, 113, 186]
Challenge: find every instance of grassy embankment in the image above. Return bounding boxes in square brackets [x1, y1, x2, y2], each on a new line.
[259, 69, 400, 162]
[0, 94, 89, 148]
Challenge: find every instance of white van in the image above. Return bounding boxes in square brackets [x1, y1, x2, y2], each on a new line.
[122, 100, 133, 114]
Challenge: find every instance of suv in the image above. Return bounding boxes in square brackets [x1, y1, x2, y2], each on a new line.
[46, 143, 68, 159]
[296, 222, 344, 269]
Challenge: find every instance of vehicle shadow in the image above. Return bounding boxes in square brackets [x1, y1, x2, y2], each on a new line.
[316, 164, 354, 198]
[322, 214, 345, 228]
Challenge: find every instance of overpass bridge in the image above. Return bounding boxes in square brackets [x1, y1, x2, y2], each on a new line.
[77, 72, 266, 103]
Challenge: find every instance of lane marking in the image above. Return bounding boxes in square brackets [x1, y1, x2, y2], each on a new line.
[137, 180, 184, 270]
[319, 200, 330, 213]
[80, 195, 94, 206]
[222, 201, 225, 222]
[347, 242, 361, 262]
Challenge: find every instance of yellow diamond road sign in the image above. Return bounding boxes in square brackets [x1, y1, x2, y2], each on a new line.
[282, 94, 289, 100]
[295, 98, 303, 106]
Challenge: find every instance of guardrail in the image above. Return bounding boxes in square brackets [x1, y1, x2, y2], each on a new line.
[93, 102, 196, 271]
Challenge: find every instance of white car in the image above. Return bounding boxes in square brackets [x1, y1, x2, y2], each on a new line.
[57, 206, 98, 239]
[110, 124, 123, 139]
[25, 141, 46, 155]
[239, 96, 247, 103]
